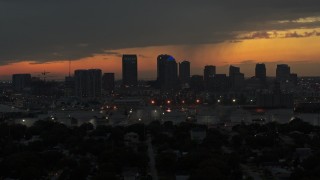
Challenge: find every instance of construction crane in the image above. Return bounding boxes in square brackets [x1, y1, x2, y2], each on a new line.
[37, 71, 54, 81]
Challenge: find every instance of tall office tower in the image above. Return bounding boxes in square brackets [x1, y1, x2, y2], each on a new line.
[157, 54, 178, 89]
[122, 54, 138, 87]
[179, 61, 190, 84]
[204, 65, 216, 81]
[232, 72, 245, 90]
[12, 74, 31, 92]
[102, 73, 115, 93]
[229, 65, 240, 77]
[204, 65, 216, 89]
[157, 54, 173, 85]
[229, 65, 244, 90]
[88, 69, 102, 97]
[276, 64, 291, 82]
[74, 69, 102, 98]
[74, 70, 88, 97]
[164, 58, 178, 90]
[255, 63, 267, 81]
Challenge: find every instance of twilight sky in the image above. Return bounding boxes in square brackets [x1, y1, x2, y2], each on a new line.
[1, 0, 320, 80]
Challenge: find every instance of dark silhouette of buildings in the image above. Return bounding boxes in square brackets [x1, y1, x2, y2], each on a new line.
[179, 61, 190, 85]
[290, 73, 298, 86]
[204, 65, 216, 81]
[276, 64, 298, 90]
[190, 75, 204, 92]
[255, 63, 266, 81]
[74, 69, 102, 98]
[157, 54, 172, 86]
[122, 55, 138, 87]
[276, 64, 291, 82]
[12, 74, 31, 92]
[229, 66, 244, 90]
[209, 74, 229, 92]
[204, 65, 216, 89]
[157, 54, 178, 90]
[229, 65, 240, 77]
[257, 81, 294, 108]
[64, 76, 75, 96]
[102, 73, 115, 93]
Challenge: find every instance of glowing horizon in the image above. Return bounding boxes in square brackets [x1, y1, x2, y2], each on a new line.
[1, 32, 320, 80]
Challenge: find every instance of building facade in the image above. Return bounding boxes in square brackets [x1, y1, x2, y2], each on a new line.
[122, 55, 138, 87]
[12, 74, 31, 92]
[75, 69, 102, 98]
[157, 54, 178, 90]
[102, 73, 115, 93]
[179, 61, 191, 85]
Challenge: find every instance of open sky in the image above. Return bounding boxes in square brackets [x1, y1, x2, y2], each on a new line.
[1, 0, 320, 80]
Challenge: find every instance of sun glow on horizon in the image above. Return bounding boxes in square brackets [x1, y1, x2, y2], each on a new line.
[1, 31, 320, 80]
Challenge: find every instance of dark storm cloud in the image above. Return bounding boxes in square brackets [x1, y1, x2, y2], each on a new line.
[1, 0, 320, 65]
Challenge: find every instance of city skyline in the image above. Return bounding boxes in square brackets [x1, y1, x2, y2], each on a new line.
[1, 1, 320, 79]
[1, 55, 318, 81]
[2, 2, 320, 180]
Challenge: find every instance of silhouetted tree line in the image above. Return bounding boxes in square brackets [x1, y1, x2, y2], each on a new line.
[0, 120, 149, 180]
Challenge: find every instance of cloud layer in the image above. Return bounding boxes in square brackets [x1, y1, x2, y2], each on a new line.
[1, 0, 320, 64]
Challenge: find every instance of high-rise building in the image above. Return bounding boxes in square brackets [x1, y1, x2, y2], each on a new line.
[157, 54, 173, 85]
[276, 64, 290, 82]
[157, 54, 178, 90]
[74, 69, 102, 98]
[122, 55, 138, 87]
[164, 58, 178, 90]
[233, 72, 245, 90]
[179, 61, 190, 84]
[255, 63, 266, 81]
[229, 65, 240, 77]
[12, 74, 31, 92]
[276, 64, 298, 90]
[204, 65, 216, 82]
[229, 65, 244, 90]
[102, 73, 115, 93]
